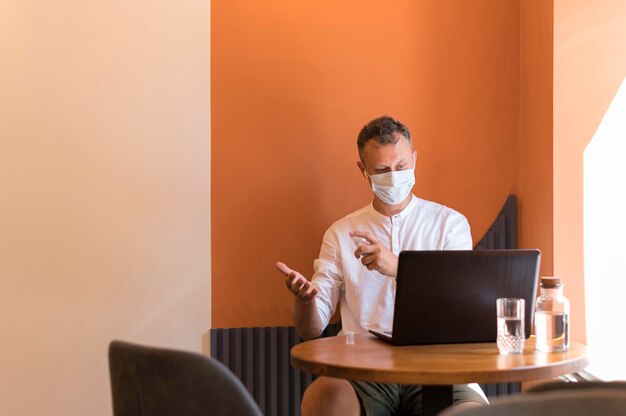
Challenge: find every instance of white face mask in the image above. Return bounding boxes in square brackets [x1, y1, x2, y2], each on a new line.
[367, 168, 415, 205]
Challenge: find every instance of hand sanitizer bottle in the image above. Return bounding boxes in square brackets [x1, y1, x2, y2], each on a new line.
[535, 277, 570, 352]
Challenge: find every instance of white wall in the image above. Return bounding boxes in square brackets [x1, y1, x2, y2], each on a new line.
[0, 1, 212, 415]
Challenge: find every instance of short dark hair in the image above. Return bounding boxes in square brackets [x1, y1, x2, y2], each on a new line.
[357, 115, 412, 160]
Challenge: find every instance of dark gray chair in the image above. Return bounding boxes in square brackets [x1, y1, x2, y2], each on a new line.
[440, 380, 626, 416]
[440, 388, 626, 416]
[108, 340, 262, 416]
[525, 379, 626, 394]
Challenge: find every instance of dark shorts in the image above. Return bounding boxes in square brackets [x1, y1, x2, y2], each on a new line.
[348, 381, 488, 416]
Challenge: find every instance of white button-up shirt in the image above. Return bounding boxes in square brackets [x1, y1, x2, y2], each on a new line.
[312, 194, 472, 334]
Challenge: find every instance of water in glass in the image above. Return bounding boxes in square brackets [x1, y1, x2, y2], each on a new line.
[497, 317, 524, 355]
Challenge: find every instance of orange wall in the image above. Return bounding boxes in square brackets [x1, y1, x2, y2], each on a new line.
[519, 0, 554, 278]
[212, 1, 522, 328]
[553, 0, 626, 343]
[0, 2, 211, 415]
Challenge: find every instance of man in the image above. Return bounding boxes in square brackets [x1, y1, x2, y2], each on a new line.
[276, 115, 487, 416]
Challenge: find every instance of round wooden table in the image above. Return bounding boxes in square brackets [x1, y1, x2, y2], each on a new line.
[291, 334, 588, 415]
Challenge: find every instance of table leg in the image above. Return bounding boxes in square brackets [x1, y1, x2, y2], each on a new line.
[422, 385, 453, 416]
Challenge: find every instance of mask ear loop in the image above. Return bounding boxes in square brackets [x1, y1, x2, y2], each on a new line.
[359, 162, 370, 180]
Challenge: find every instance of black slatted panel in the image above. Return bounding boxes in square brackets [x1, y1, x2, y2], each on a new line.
[266, 326, 277, 416]
[209, 329, 218, 364]
[210, 324, 341, 416]
[479, 381, 521, 398]
[475, 194, 521, 397]
[503, 196, 517, 249]
[253, 327, 265, 412]
[290, 327, 302, 416]
[220, 329, 229, 368]
[475, 195, 516, 251]
[233, 328, 242, 379]
[497, 214, 506, 248]
[277, 327, 289, 416]
[243, 329, 253, 393]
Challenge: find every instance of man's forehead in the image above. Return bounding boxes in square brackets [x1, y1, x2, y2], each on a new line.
[365, 132, 406, 145]
[362, 137, 413, 159]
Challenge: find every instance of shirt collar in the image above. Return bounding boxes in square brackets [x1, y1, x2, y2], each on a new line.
[367, 194, 417, 222]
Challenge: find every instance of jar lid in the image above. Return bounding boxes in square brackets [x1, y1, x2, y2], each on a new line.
[540, 277, 562, 288]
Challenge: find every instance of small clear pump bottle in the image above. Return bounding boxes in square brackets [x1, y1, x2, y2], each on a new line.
[535, 277, 570, 352]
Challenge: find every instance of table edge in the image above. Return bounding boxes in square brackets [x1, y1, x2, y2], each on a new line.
[290, 337, 589, 385]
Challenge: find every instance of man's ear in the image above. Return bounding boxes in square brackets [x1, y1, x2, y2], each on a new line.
[412, 150, 417, 168]
[357, 161, 368, 179]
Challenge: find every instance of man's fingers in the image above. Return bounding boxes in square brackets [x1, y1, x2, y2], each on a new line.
[361, 253, 376, 267]
[277, 261, 319, 299]
[286, 275, 304, 291]
[293, 281, 318, 300]
[281, 269, 317, 299]
[277, 261, 307, 284]
[355, 244, 379, 259]
[300, 286, 318, 299]
[296, 281, 312, 297]
[349, 230, 377, 245]
[303, 287, 319, 299]
[276, 261, 293, 277]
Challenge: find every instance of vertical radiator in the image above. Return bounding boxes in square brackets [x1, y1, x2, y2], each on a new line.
[474, 195, 517, 250]
[210, 324, 339, 416]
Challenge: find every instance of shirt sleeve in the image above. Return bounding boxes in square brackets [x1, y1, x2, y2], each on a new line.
[311, 229, 343, 330]
[443, 212, 472, 250]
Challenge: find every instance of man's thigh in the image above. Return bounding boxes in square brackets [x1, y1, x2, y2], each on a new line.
[302, 377, 361, 416]
[349, 382, 488, 416]
[400, 383, 488, 410]
[349, 380, 403, 416]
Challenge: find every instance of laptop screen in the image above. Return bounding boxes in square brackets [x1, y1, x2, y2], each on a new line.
[386, 249, 540, 345]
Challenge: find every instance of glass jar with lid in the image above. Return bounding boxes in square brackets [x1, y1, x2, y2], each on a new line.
[535, 277, 570, 352]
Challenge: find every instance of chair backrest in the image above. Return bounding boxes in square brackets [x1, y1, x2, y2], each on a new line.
[439, 388, 626, 416]
[525, 380, 626, 394]
[108, 340, 262, 416]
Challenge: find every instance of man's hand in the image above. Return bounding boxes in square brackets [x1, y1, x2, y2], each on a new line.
[350, 231, 398, 277]
[275, 262, 318, 304]
[275, 261, 322, 340]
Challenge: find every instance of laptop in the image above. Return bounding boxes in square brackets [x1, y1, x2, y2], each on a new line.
[369, 249, 540, 345]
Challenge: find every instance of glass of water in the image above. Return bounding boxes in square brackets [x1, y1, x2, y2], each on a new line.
[496, 298, 525, 355]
